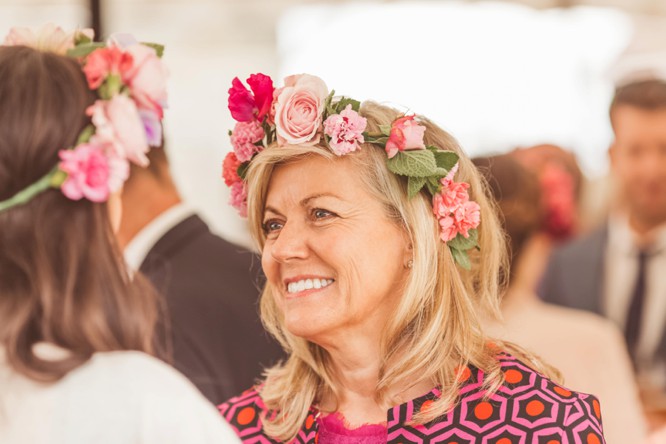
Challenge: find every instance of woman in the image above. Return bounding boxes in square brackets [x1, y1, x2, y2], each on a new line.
[218, 73, 606, 443]
[474, 153, 646, 443]
[0, 26, 239, 443]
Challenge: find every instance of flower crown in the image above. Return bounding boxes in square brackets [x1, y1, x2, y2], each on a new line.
[222, 73, 480, 268]
[0, 24, 168, 211]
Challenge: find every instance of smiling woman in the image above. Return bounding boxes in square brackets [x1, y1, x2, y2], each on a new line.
[218, 73, 607, 443]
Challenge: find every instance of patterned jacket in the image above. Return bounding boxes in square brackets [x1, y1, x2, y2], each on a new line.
[219, 353, 605, 443]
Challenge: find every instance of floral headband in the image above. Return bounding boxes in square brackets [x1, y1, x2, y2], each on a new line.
[222, 73, 480, 268]
[0, 24, 168, 211]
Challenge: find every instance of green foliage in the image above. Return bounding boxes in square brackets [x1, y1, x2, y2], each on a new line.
[386, 150, 438, 178]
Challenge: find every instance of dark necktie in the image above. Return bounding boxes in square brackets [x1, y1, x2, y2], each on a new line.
[624, 250, 649, 364]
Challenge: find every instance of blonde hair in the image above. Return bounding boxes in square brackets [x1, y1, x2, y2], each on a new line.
[246, 102, 511, 441]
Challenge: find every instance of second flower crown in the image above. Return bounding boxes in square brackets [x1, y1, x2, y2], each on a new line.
[222, 73, 481, 268]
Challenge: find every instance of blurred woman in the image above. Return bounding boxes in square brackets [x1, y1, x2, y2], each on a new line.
[474, 153, 646, 443]
[218, 73, 606, 443]
[0, 26, 239, 444]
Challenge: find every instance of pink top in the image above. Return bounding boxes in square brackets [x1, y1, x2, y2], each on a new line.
[317, 413, 386, 444]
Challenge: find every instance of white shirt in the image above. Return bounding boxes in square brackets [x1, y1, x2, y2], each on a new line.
[124, 203, 194, 271]
[603, 214, 666, 389]
[0, 344, 240, 444]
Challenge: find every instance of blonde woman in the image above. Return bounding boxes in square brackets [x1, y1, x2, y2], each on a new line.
[218, 73, 606, 443]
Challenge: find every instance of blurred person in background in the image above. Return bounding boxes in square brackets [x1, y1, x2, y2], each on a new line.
[117, 141, 283, 405]
[475, 152, 646, 443]
[539, 78, 666, 429]
[0, 26, 238, 443]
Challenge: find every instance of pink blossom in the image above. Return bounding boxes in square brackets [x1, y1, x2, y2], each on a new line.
[106, 153, 130, 193]
[3, 24, 93, 54]
[88, 96, 150, 166]
[122, 43, 169, 117]
[83, 46, 134, 90]
[453, 201, 481, 238]
[222, 152, 242, 186]
[231, 120, 264, 162]
[438, 215, 459, 242]
[58, 144, 111, 202]
[228, 73, 275, 123]
[229, 181, 248, 217]
[323, 105, 367, 156]
[439, 180, 470, 210]
[139, 110, 162, 147]
[274, 74, 329, 146]
[385, 115, 426, 159]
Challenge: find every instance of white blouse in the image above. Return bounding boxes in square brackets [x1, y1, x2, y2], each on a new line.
[0, 344, 240, 444]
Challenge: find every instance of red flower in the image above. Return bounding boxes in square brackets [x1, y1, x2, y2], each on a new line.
[228, 73, 274, 123]
[83, 47, 133, 90]
[222, 151, 242, 186]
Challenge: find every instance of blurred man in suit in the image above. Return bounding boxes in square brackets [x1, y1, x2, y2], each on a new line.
[539, 78, 666, 419]
[117, 144, 282, 405]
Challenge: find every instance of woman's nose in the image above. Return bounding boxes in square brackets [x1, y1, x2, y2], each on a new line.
[269, 220, 309, 263]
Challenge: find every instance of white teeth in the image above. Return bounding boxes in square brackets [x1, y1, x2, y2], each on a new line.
[287, 278, 334, 294]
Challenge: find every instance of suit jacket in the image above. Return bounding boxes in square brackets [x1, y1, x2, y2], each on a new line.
[539, 224, 666, 372]
[140, 214, 283, 405]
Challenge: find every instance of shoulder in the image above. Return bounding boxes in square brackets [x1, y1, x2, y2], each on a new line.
[490, 353, 605, 438]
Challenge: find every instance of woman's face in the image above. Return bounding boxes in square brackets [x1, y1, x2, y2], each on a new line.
[261, 154, 411, 343]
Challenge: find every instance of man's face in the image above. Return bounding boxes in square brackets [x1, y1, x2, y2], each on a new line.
[610, 105, 666, 228]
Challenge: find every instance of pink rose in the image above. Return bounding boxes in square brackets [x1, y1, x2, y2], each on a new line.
[323, 105, 367, 156]
[222, 152, 242, 186]
[385, 115, 426, 159]
[3, 23, 93, 54]
[229, 181, 248, 217]
[58, 144, 111, 202]
[274, 74, 329, 146]
[83, 46, 134, 90]
[231, 120, 264, 162]
[453, 201, 481, 238]
[88, 96, 150, 166]
[228, 73, 275, 123]
[123, 43, 168, 117]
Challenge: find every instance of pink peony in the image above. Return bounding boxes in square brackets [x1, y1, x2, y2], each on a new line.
[385, 115, 426, 159]
[58, 144, 111, 202]
[222, 152, 242, 186]
[229, 181, 248, 217]
[228, 73, 275, 123]
[323, 105, 367, 156]
[274, 74, 329, 146]
[88, 96, 150, 166]
[231, 120, 264, 162]
[83, 46, 134, 90]
[3, 23, 93, 54]
[122, 43, 169, 117]
[452, 201, 481, 238]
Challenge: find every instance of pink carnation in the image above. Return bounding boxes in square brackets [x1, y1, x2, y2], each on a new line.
[438, 215, 459, 242]
[385, 115, 426, 159]
[58, 144, 111, 202]
[453, 201, 481, 238]
[83, 46, 134, 90]
[229, 181, 248, 217]
[433, 166, 480, 242]
[88, 96, 150, 166]
[231, 120, 264, 162]
[439, 181, 470, 210]
[323, 105, 367, 156]
[274, 74, 329, 146]
[222, 152, 242, 186]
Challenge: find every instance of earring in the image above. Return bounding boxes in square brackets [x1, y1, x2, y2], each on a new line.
[405, 259, 413, 269]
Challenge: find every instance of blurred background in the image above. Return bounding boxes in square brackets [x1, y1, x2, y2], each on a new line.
[1, 0, 664, 247]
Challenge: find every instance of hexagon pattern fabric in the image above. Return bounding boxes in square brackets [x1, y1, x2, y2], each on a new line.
[218, 353, 605, 443]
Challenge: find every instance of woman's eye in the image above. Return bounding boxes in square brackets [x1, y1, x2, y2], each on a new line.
[312, 208, 335, 220]
[263, 220, 283, 233]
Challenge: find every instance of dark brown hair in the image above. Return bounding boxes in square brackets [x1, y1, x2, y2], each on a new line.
[610, 79, 666, 126]
[473, 155, 543, 274]
[0, 46, 159, 381]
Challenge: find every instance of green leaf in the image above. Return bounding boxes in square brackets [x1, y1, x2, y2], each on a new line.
[237, 162, 250, 180]
[450, 247, 471, 270]
[378, 124, 392, 137]
[334, 97, 360, 113]
[407, 176, 427, 198]
[426, 177, 441, 195]
[325, 90, 336, 116]
[143, 42, 165, 58]
[386, 150, 437, 178]
[432, 150, 459, 172]
[97, 74, 122, 99]
[447, 229, 479, 251]
[76, 125, 95, 145]
[66, 42, 105, 58]
[50, 169, 68, 187]
[364, 134, 388, 146]
[74, 30, 93, 45]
